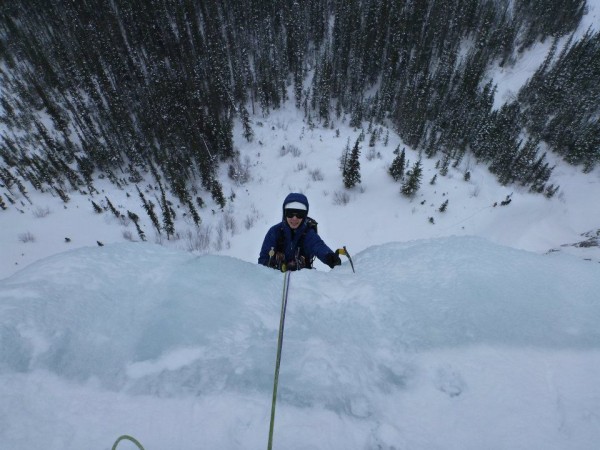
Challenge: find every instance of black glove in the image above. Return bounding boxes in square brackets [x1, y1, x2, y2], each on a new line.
[326, 252, 342, 268]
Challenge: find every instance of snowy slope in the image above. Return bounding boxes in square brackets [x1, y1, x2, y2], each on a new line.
[2, 98, 600, 281]
[1, 3, 600, 449]
[1, 239, 599, 449]
[1, 2, 600, 281]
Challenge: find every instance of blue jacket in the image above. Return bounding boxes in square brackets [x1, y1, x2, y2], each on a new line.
[258, 193, 334, 269]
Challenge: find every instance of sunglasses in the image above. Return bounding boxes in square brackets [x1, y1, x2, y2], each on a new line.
[285, 209, 307, 219]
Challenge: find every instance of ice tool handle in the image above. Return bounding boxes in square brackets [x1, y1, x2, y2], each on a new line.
[336, 246, 355, 273]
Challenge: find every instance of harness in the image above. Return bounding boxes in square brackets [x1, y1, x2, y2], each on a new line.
[269, 217, 318, 271]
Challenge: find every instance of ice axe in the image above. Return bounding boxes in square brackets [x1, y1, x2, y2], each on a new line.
[336, 246, 355, 273]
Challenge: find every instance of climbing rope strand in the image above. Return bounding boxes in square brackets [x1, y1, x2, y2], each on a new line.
[112, 435, 145, 450]
[267, 270, 291, 450]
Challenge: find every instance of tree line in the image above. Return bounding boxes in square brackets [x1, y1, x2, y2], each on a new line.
[0, 0, 597, 215]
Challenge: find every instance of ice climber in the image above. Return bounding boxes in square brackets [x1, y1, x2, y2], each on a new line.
[258, 193, 342, 271]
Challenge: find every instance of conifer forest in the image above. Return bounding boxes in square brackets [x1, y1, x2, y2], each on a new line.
[1, 0, 598, 220]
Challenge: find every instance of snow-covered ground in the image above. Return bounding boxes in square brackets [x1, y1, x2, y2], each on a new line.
[2, 4, 600, 279]
[2, 97, 600, 280]
[1, 239, 599, 449]
[1, 3, 600, 449]
[1, 102, 599, 448]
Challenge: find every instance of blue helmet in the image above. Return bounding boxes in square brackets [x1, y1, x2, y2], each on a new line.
[282, 192, 309, 219]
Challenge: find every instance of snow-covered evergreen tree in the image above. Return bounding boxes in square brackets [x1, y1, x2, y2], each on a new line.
[401, 160, 423, 197]
[343, 139, 362, 189]
[389, 148, 406, 181]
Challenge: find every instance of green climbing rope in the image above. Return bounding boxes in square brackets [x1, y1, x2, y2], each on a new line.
[112, 435, 145, 450]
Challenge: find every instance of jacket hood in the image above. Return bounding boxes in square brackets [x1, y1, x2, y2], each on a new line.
[282, 192, 309, 218]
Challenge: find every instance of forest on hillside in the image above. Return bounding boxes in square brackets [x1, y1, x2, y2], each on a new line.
[0, 0, 599, 219]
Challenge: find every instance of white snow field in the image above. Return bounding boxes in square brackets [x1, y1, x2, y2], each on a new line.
[1, 238, 599, 449]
